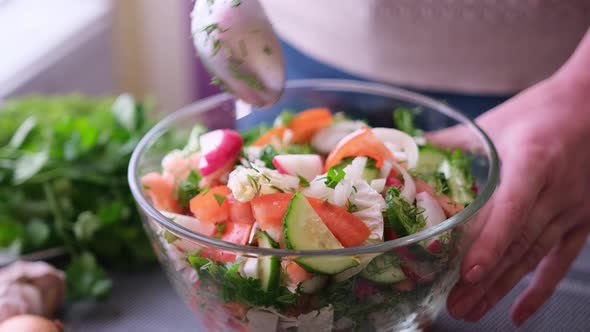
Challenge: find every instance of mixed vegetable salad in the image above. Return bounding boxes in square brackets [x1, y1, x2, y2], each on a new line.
[141, 107, 476, 331]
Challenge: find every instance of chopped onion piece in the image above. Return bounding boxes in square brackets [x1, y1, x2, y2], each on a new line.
[372, 128, 419, 169]
[370, 178, 386, 193]
[391, 161, 416, 203]
[379, 160, 393, 179]
[311, 121, 365, 154]
[416, 192, 446, 228]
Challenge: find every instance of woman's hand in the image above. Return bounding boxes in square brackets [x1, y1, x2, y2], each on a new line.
[446, 29, 590, 326]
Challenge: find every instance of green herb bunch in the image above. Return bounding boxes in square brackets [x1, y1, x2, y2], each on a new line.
[0, 94, 158, 300]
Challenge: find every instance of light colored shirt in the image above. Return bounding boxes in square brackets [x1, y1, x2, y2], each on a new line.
[261, 0, 590, 94]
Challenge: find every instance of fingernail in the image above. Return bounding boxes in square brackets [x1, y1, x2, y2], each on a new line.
[464, 301, 487, 322]
[466, 265, 484, 284]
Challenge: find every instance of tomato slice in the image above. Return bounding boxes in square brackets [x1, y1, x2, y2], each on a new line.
[227, 194, 255, 225]
[306, 197, 371, 247]
[288, 108, 333, 144]
[201, 222, 253, 263]
[251, 126, 286, 147]
[250, 193, 371, 247]
[415, 179, 464, 217]
[324, 127, 394, 171]
[141, 172, 182, 213]
[189, 186, 232, 224]
[250, 193, 293, 230]
[285, 261, 313, 285]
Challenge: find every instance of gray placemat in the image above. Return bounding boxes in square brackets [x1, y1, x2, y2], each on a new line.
[64, 242, 590, 332]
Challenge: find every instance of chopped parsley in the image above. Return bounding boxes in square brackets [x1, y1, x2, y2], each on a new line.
[385, 186, 426, 236]
[213, 193, 226, 206]
[418, 172, 449, 196]
[175, 170, 202, 209]
[241, 123, 269, 146]
[202, 23, 227, 36]
[270, 185, 285, 193]
[163, 230, 179, 244]
[259, 144, 279, 169]
[346, 199, 359, 213]
[263, 45, 272, 55]
[215, 222, 227, 238]
[230, 0, 241, 6]
[229, 62, 265, 91]
[273, 110, 295, 127]
[297, 175, 310, 188]
[325, 167, 346, 189]
[393, 107, 423, 137]
[211, 39, 223, 56]
[283, 143, 314, 154]
[188, 257, 297, 310]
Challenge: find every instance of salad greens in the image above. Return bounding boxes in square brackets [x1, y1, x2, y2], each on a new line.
[189, 255, 297, 310]
[393, 107, 423, 137]
[385, 186, 426, 236]
[0, 95, 160, 300]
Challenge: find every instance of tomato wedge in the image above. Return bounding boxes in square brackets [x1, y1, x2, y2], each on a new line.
[141, 172, 182, 213]
[250, 193, 371, 247]
[324, 127, 394, 171]
[227, 194, 255, 225]
[285, 261, 313, 285]
[201, 222, 253, 263]
[306, 197, 371, 247]
[250, 193, 293, 230]
[251, 126, 286, 147]
[189, 186, 232, 224]
[414, 179, 464, 217]
[288, 108, 333, 144]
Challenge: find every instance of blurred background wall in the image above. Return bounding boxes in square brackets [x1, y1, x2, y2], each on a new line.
[0, 0, 207, 113]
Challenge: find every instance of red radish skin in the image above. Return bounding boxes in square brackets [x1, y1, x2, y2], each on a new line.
[425, 239, 442, 254]
[272, 154, 324, 181]
[199, 129, 243, 176]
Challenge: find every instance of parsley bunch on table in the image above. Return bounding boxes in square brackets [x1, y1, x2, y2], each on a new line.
[0, 94, 160, 300]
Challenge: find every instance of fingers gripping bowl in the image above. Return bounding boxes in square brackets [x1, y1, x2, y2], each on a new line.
[128, 80, 499, 331]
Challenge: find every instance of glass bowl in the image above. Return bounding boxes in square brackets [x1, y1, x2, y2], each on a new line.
[128, 79, 499, 331]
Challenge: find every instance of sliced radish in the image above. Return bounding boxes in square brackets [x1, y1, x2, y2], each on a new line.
[271, 154, 323, 181]
[372, 128, 419, 169]
[416, 192, 446, 228]
[416, 192, 446, 254]
[311, 120, 365, 154]
[199, 129, 243, 176]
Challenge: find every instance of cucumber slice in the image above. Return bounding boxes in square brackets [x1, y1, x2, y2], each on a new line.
[360, 253, 406, 284]
[447, 163, 476, 205]
[283, 192, 359, 275]
[256, 230, 280, 291]
[415, 147, 448, 174]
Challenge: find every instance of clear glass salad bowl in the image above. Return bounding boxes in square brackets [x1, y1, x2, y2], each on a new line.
[128, 79, 499, 332]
